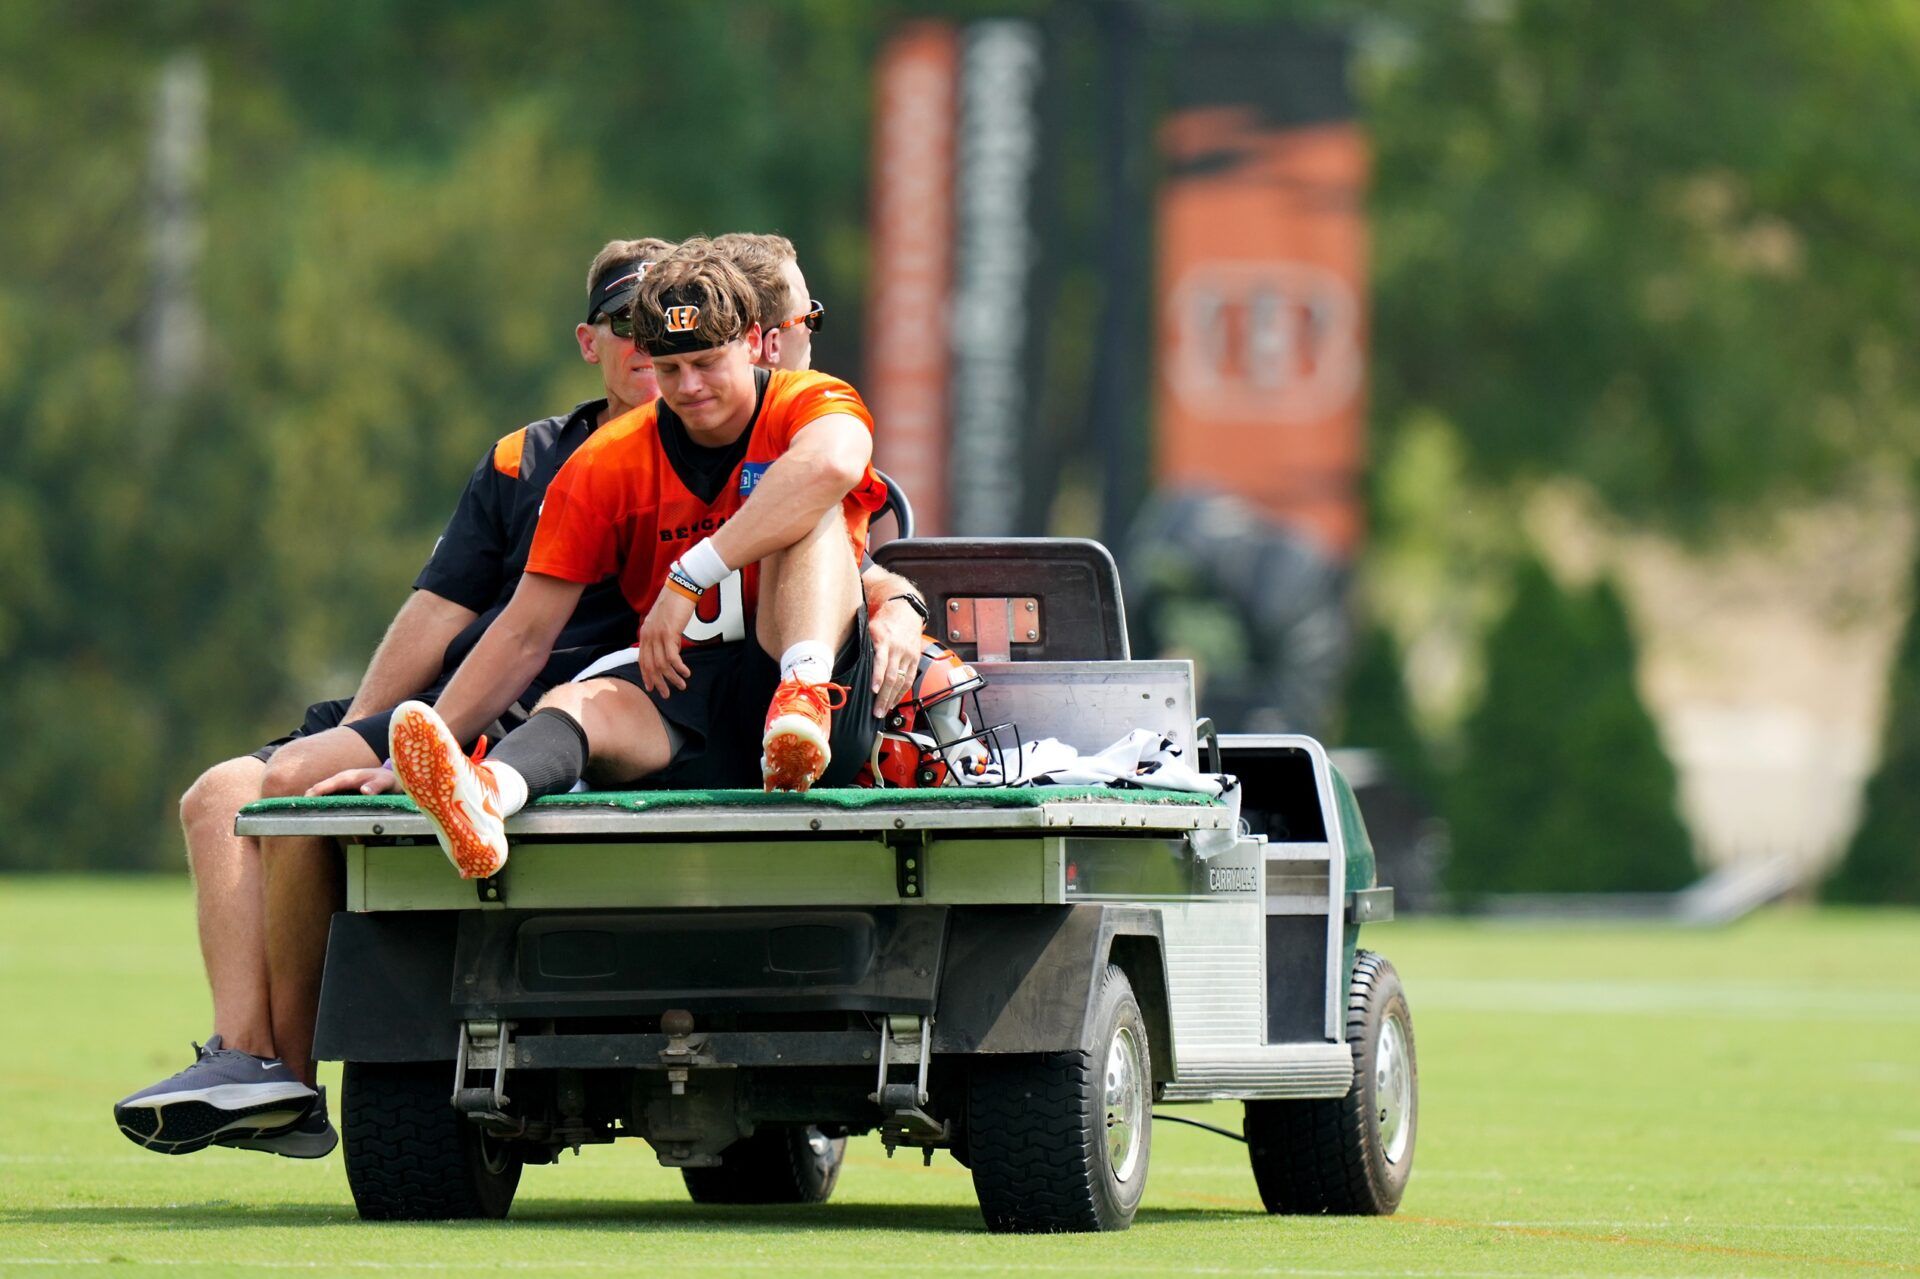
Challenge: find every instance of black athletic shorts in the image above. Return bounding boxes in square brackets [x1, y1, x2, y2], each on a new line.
[249, 697, 364, 764]
[248, 637, 632, 765]
[594, 611, 876, 789]
[249, 690, 511, 765]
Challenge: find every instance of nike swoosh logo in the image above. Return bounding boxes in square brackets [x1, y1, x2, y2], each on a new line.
[455, 796, 500, 832]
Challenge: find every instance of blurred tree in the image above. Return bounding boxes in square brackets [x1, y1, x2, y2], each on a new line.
[1446, 557, 1694, 896]
[1338, 620, 1439, 806]
[1827, 555, 1920, 904]
[1365, 0, 1920, 529]
[0, 1, 878, 869]
[7, 0, 1920, 869]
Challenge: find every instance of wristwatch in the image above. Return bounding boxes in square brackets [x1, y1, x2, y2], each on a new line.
[887, 592, 931, 623]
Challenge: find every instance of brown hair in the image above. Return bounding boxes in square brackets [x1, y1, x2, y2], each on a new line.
[713, 232, 797, 328]
[632, 237, 757, 355]
[585, 236, 677, 295]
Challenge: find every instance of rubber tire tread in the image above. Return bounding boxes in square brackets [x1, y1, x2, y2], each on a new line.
[342, 1061, 522, 1221]
[1245, 951, 1415, 1215]
[967, 964, 1149, 1233]
[680, 1125, 846, 1204]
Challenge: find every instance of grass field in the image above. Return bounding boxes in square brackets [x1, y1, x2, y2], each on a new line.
[2, 877, 1917, 1277]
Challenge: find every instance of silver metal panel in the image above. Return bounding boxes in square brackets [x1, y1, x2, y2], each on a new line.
[357, 838, 1061, 912]
[351, 831, 1273, 913]
[1059, 834, 1260, 902]
[1239, 734, 1349, 1042]
[1264, 894, 1334, 916]
[1264, 842, 1333, 863]
[1232, 735, 1352, 1041]
[971, 660, 1199, 759]
[358, 839, 907, 912]
[1159, 1043, 1354, 1100]
[1347, 886, 1395, 923]
[236, 797, 1228, 841]
[1158, 901, 1266, 1054]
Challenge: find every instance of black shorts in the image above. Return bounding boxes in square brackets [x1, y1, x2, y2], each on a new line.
[250, 697, 368, 763]
[594, 612, 876, 789]
[250, 689, 513, 765]
[249, 635, 636, 764]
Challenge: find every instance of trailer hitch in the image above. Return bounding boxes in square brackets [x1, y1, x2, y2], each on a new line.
[452, 1020, 524, 1135]
[870, 1014, 946, 1159]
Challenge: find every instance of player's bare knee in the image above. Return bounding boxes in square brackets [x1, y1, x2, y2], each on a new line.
[259, 738, 338, 799]
[179, 767, 221, 830]
[180, 757, 262, 830]
[257, 753, 307, 801]
[531, 682, 595, 721]
[261, 727, 380, 799]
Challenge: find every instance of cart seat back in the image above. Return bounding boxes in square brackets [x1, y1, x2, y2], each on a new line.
[872, 537, 1130, 662]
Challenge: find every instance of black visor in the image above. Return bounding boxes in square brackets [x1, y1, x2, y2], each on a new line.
[586, 260, 652, 323]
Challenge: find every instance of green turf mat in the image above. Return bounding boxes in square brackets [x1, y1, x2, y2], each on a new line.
[242, 784, 1217, 817]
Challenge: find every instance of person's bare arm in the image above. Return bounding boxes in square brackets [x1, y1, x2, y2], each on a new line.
[427, 572, 584, 743]
[861, 563, 928, 716]
[862, 564, 919, 615]
[343, 590, 480, 721]
[707, 415, 871, 569]
[635, 415, 871, 696]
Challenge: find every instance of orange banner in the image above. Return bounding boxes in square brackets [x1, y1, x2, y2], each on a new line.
[1154, 104, 1370, 558]
[864, 23, 958, 540]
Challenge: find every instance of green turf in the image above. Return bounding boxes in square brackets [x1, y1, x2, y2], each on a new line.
[241, 784, 1219, 816]
[3, 878, 1917, 1276]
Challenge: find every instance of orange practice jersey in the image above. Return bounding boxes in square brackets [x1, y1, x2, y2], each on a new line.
[525, 368, 885, 648]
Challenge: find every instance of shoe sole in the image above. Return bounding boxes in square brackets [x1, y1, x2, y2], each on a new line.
[390, 704, 507, 879]
[115, 1086, 317, 1157]
[218, 1123, 340, 1160]
[762, 714, 831, 793]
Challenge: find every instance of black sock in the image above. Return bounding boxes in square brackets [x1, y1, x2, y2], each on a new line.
[489, 708, 590, 800]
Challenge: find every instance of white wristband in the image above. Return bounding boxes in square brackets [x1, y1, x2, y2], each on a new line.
[679, 537, 730, 590]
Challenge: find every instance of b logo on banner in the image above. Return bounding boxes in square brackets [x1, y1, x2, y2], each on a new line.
[665, 305, 701, 333]
[1165, 262, 1362, 424]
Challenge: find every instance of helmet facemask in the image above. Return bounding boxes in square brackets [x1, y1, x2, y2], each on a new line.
[864, 639, 1020, 787]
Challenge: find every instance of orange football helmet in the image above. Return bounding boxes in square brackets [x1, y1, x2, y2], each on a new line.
[860, 637, 1015, 787]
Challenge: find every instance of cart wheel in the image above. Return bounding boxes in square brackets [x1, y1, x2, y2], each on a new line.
[967, 963, 1151, 1233]
[342, 1061, 522, 1220]
[1245, 950, 1416, 1215]
[681, 1125, 846, 1204]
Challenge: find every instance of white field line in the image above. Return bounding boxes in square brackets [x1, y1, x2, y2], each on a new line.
[0, 1155, 186, 1166]
[1406, 978, 1920, 1021]
[1410, 1168, 1903, 1187]
[0, 1262, 1680, 1279]
[1478, 1220, 1918, 1234]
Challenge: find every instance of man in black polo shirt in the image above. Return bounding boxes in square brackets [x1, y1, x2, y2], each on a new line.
[112, 237, 674, 1159]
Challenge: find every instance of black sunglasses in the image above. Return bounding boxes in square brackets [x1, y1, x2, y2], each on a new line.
[596, 305, 638, 340]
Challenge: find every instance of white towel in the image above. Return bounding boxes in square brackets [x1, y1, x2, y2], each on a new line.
[969, 728, 1235, 800]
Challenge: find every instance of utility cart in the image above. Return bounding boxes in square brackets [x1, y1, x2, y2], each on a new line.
[237, 539, 1416, 1232]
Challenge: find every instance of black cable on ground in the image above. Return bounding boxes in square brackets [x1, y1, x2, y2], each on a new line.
[1150, 1112, 1247, 1143]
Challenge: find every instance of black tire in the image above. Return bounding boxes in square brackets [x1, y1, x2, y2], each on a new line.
[342, 1061, 522, 1221]
[967, 963, 1151, 1233]
[1245, 950, 1416, 1215]
[680, 1125, 846, 1205]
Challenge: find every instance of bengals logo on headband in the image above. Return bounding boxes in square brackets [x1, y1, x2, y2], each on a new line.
[665, 305, 700, 333]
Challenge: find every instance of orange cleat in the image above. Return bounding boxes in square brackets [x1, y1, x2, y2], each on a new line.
[388, 701, 510, 878]
[761, 679, 849, 793]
